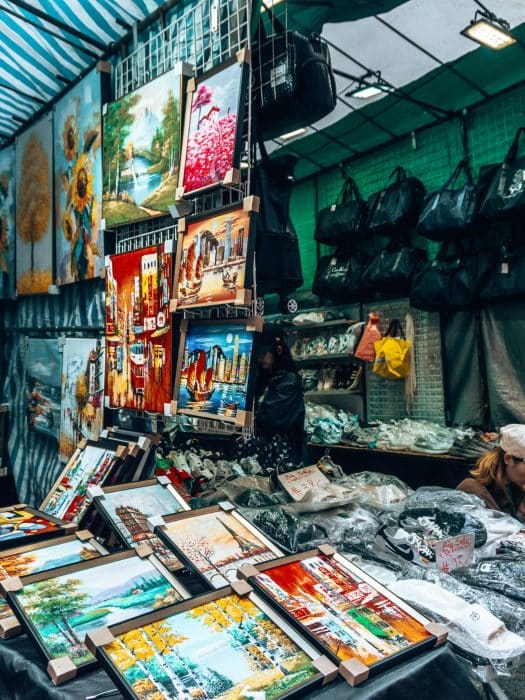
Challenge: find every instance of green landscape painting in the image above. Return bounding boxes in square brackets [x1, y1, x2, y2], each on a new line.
[103, 592, 319, 699]
[14, 556, 185, 668]
[103, 68, 182, 228]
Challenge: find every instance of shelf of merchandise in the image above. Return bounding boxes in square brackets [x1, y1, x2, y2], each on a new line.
[308, 442, 470, 462]
[294, 353, 360, 363]
[285, 318, 360, 331]
[304, 390, 363, 398]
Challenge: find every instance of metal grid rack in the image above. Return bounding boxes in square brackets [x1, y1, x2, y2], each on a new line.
[115, 0, 251, 97]
[115, 218, 178, 254]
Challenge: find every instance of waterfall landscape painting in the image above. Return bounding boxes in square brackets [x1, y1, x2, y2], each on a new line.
[103, 67, 187, 228]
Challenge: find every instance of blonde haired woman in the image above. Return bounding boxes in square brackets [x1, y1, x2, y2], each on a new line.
[457, 424, 525, 521]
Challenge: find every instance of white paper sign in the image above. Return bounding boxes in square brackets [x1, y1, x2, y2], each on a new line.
[434, 533, 475, 572]
[278, 465, 330, 502]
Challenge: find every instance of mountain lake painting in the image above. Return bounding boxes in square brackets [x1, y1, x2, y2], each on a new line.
[12, 555, 186, 669]
[102, 592, 320, 699]
[103, 67, 183, 227]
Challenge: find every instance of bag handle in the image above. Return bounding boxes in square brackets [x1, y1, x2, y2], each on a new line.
[341, 177, 362, 204]
[385, 318, 405, 339]
[389, 166, 407, 184]
[505, 127, 525, 164]
[443, 159, 474, 189]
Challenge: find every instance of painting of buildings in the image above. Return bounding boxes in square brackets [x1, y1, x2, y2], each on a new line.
[253, 555, 432, 667]
[16, 114, 54, 295]
[25, 338, 61, 441]
[103, 67, 184, 227]
[102, 592, 320, 699]
[0, 144, 15, 299]
[175, 204, 253, 309]
[159, 510, 280, 588]
[13, 555, 186, 670]
[105, 244, 173, 413]
[95, 482, 188, 571]
[60, 337, 105, 462]
[176, 321, 256, 421]
[0, 508, 61, 547]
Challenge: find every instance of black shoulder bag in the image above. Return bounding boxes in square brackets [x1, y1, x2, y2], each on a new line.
[315, 177, 369, 245]
[480, 127, 525, 220]
[367, 166, 425, 236]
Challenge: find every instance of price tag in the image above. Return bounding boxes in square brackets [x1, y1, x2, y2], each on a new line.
[278, 465, 330, 502]
[434, 533, 474, 573]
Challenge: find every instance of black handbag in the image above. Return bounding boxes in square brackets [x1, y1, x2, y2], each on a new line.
[315, 177, 369, 245]
[313, 251, 362, 301]
[410, 242, 479, 311]
[367, 166, 425, 236]
[417, 160, 478, 241]
[253, 8, 337, 140]
[362, 245, 425, 296]
[480, 127, 525, 220]
[478, 243, 525, 302]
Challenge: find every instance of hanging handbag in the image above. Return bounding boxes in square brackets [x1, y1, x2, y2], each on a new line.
[315, 177, 369, 245]
[373, 319, 411, 380]
[354, 312, 382, 363]
[312, 251, 362, 301]
[417, 159, 479, 240]
[361, 244, 425, 296]
[253, 7, 337, 140]
[367, 166, 425, 236]
[478, 243, 525, 302]
[410, 242, 479, 311]
[480, 127, 525, 220]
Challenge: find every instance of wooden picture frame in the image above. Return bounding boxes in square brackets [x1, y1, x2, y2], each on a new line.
[40, 437, 127, 525]
[3, 548, 190, 684]
[0, 530, 108, 639]
[101, 427, 159, 481]
[177, 49, 250, 198]
[86, 583, 337, 700]
[238, 547, 448, 686]
[171, 315, 262, 427]
[90, 477, 189, 572]
[154, 501, 283, 589]
[171, 196, 259, 311]
[0, 505, 76, 551]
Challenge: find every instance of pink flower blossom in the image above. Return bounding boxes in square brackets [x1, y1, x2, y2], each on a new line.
[192, 84, 213, 111]
[183, 112, 237, 192]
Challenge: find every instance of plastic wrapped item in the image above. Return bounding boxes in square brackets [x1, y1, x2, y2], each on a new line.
[305, 402, 358, 445]
[296, 505, 380, 550]
[339, 471, 413, 509]
[452, 557, 525, 602]
[285, 482, 357, 513]
[240, 506, 329, 553]
[389, 578, 525, 676]
[496, 531, 525, 555]
[404, 486, 487, 511]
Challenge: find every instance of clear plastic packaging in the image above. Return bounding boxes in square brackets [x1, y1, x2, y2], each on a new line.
[339, 471, 413, 509]
[451, 557, 525, 603]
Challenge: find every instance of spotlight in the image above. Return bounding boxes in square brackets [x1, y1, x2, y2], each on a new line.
[278, 127, 307, 141]
[461, 10, 516, 50]
[346, 71, 390, 99]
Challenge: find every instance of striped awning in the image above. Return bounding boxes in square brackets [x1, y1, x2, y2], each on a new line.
[0, 0, 166, 143]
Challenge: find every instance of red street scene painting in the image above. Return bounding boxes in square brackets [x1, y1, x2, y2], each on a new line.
[105, 244, 172, 412]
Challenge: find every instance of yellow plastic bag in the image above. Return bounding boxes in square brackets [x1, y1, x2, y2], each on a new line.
[373, 319, 411, 380]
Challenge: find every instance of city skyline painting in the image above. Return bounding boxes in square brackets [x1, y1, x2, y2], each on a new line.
[103, 66, 186, 227]
[251, 554, 432, 668]
[59, 337, 105, 462]
[16, 113, 54, 295]
[175, 319, 258, 424]
[180, 57, 248, 195]
[99, 591, 321, 699]
[174, 202, 254, 309]
[93, 480, 189, 571]
[0, 144, 15, 299]
[26, 338, 61, 441]
[9, 553, 189, 673]
[105, 244, 173, 413]
[54, 69, 104, 285]
[157, 507, 281, 588]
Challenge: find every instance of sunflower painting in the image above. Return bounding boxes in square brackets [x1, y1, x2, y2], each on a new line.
[16, 115, 53, 295]
[54, 69, 103, 285]
[0, 144, 15, 299]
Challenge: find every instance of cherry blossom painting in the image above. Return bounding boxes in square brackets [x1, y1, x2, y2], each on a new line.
[180, 57, 249, 196]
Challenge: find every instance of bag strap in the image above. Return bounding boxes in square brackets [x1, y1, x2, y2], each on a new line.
[389, 166, 406, 184]
[505, 127, 525, 163]
[341, 177, 362, 204]
[443, 159, 474, 189]
[385, 318, 405, 339]
[299, 50, 337, 104]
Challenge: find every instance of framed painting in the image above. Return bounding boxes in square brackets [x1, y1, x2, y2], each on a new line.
[16, 113, 54, 295]
[172, 197, 258, 311]
[26, 337, 62, 441]
[178, 51, 250, 197]
[0, 531, 108, 638]
[101, 428, 159, 482]
[102, 63, 191, 228]
[155, 502, 282, 589]
[239, 547, 445, 686]
[40, 438, 125, 524]
[54, 66, 108, 285]
[0, 505, 75, 551]
[105, 241, 174, 413]
[87, 584, 335, 700]
[3, 548, 190, 684]
[171, 316, 262, 427]
[59, 337, 105, 462]
[91, 477, 189, 571]
[0, 144, 15, 299]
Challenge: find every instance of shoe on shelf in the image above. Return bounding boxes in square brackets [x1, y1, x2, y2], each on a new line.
[410, 434, 454, 454]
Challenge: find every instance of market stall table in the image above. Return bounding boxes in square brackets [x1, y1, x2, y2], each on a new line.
[0, 632, 481, 700]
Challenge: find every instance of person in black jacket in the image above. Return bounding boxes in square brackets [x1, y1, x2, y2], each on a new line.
[255, 327, 305, 466]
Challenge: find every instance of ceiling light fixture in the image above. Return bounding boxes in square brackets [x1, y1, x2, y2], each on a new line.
[346, 71, 390, 99]
[278, 127, 307, 141]
[461, 9, 516, 50]
[260, 0, 284, 11]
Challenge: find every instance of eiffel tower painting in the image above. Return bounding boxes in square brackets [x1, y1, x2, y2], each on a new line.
[216, 515, 258, 554]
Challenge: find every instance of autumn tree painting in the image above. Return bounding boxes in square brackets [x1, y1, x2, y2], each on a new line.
[0, 144, 15, 299]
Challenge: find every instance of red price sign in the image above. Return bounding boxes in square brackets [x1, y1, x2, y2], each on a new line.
[434, 533, 475, 573]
